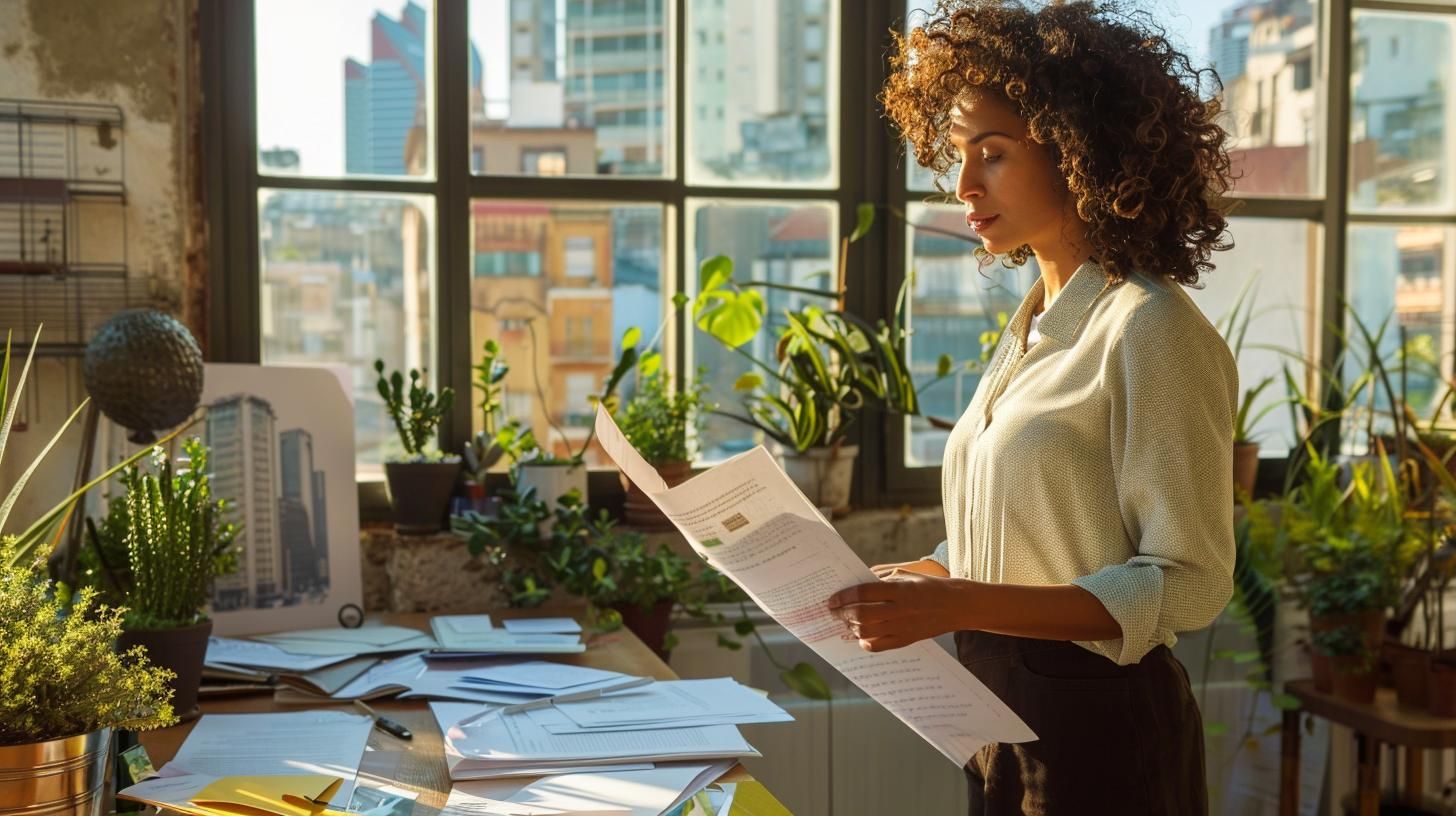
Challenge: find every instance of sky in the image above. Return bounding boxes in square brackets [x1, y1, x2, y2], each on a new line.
[254, 0, 1235, 178]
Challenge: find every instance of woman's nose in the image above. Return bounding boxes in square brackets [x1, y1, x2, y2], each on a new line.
[957, 170, 983, 202]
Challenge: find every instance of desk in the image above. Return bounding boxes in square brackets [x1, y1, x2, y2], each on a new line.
[1278, 678, 1456, 816]
[140, 613, 756, 815]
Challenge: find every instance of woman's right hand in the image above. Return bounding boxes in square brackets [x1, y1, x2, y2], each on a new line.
[871, 559, 950, 579]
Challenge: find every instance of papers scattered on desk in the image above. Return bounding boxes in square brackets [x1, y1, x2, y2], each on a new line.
[441, 762, 734, 816]
[595, 406, 1035, 768]
[161, 710, 373, 807]
[433, 615, 587, 655]
[206, 637, 354, 673]
[256, 625, 438, 656]
[433, 703, 760, 780]
[458, 662, 632, 696]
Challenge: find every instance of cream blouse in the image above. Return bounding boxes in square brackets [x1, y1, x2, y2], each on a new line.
[926, 259, 1238, 665]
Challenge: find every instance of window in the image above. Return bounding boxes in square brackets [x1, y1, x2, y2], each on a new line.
[563, 236, 596, 279]
[521, 148, 568, 176]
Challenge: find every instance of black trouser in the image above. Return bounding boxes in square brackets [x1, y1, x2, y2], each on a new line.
[955, 630, 1208, 815]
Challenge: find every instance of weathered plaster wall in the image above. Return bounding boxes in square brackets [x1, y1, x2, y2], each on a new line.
[0, 0, 198, 533]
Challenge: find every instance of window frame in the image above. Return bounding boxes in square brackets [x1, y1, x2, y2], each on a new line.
[204, 0, 1456, 517]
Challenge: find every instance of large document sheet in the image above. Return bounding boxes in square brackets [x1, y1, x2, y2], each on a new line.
[594, 407, 1035, 766]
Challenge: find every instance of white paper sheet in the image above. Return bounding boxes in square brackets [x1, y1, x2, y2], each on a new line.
[438, 615, 496, 634]
[432, 703, 757, 779]
[550, 679, 791, 729]
[525, 705, 790, 735]
[206, 637, 352, 672]
[442, 762, 731, 816]
[257, 625, 438, 656]
[594, 407, 1035, 766]
[164, 711, 373, 806]
[461, 662, 630, 693]
[502, 618, 582, 635]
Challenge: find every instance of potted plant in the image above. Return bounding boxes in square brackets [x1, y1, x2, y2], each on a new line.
[481, 323, 642, 512]
[375, 360, 459, 534]
[1248, 444, 1418, 704]
[614, 360, 712, 529]
[692, 206, 956, 515]
[79, 438, 239, 719]
[0, 329, 179, 816]
[461, 339, 510, 515]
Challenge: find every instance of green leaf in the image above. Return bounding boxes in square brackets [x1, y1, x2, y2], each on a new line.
[695, 288, 765, 349]
[699, 255, 734, 294]
[662, 631, 679, 653]
[621, 326, 642, 350]
[717, 634, 743, 650]
[733, 373, 763, 392]
[1232, 650, 1262, 664]
[1203, 722, 1228, 737]
[850, 203, 874, 243]
[781, 662, 832, 700]
[936, 353, 953, 377]
[733, 619, 756, 636]
[638, 351, 662, 377]
[592, 557, 607, 581]
[672, 291, 690, 310]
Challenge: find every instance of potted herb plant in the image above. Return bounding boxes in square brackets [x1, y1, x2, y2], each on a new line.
[460, 340, 510, 516]
[79, 438, 238, 719]
[693, 206, 956, 516]
[614, 359, 711, 529]
[0, 329, 179, 816]
[375, 360, 458, 534]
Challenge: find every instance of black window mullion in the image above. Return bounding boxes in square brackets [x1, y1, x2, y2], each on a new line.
[438, 0, 472, 456]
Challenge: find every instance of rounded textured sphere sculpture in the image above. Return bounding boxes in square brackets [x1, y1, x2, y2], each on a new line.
[83, 309, 204, 444]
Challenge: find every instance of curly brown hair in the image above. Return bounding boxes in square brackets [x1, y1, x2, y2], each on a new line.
[883, 0, 1234, 285]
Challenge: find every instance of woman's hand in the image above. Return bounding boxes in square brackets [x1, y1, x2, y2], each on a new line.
[870, 559, 950, 579]
[826, 571, 971, 653]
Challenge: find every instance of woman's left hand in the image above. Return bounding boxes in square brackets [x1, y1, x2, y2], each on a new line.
[826, 571, 973, 653]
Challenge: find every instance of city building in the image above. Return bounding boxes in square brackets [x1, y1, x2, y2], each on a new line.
[207, 394, 282, 610]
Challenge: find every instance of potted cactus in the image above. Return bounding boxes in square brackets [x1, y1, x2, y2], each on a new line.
[375, 360, 459, 534]
[81, 438, 239, 719]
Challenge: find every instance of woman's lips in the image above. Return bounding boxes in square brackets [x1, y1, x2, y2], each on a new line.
[966, 214, 999, 233]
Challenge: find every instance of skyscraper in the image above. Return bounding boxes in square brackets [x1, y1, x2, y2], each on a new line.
[279, 429, 326, 596]
[207, 395, 282, 609]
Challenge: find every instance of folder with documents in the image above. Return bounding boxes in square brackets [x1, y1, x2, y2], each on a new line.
[120, 773, 345, 816]
[431, 615, 586, 655]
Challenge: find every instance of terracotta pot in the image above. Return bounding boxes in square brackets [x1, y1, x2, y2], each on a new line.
[385, 460, 461, 534]
[619, 461, 694, 530]
[1430, 657, 1456, 717]
[1308, 610, 1384, 703]
[0, 728, 111, 816]
[613, 599, 675, 662]
[1384, 639, 1431, 709]
[118, 619, 213, 721]
[777, 444, 859, 518]
[1233, 442, 1259, 499]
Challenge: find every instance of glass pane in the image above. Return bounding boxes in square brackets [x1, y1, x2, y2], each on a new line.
[1344, 225, 1456, 452]
[902, 203, 1036, 467]
[259, 190, 435, 475]
[1350, 12, 1455, 211]
[688, 200, 837, 461]
[469, 0, 671, 177]
[1186, 218, 1319, 459]
[686, 0, 837, 187]
[469, 201, 665, 466]
[256, 1, 434, 178]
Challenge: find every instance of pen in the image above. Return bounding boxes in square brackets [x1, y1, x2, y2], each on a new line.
[353, 699, 413, 740]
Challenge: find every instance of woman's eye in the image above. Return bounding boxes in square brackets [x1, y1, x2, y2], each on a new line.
[982, 153, 1002, 164]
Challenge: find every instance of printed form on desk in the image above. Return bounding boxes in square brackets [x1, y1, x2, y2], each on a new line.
[594, 407, 1036, 766]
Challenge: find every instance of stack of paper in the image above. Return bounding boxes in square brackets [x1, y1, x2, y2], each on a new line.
[433, 703, 760, 781]
[256, 625, 438, 656]
[431, 615, 586, 655]
[122, 710, 373, 810]
[526, 679, 792, 735]
[440, 762, 735, 816]
[456, 661, 637, 698]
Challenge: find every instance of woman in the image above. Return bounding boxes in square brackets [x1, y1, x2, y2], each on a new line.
[826, 2, 1238, 813]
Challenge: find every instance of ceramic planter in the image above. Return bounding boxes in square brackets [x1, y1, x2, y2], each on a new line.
[1233, 442, 1259, 499]
[118, 619, 213, 721]
[517, 462, 589, 513]
[620, 461, 694, 530]
[384, 459, 461, 534]
[0, 729, 111, 816]
[777, 444, 859, 517]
